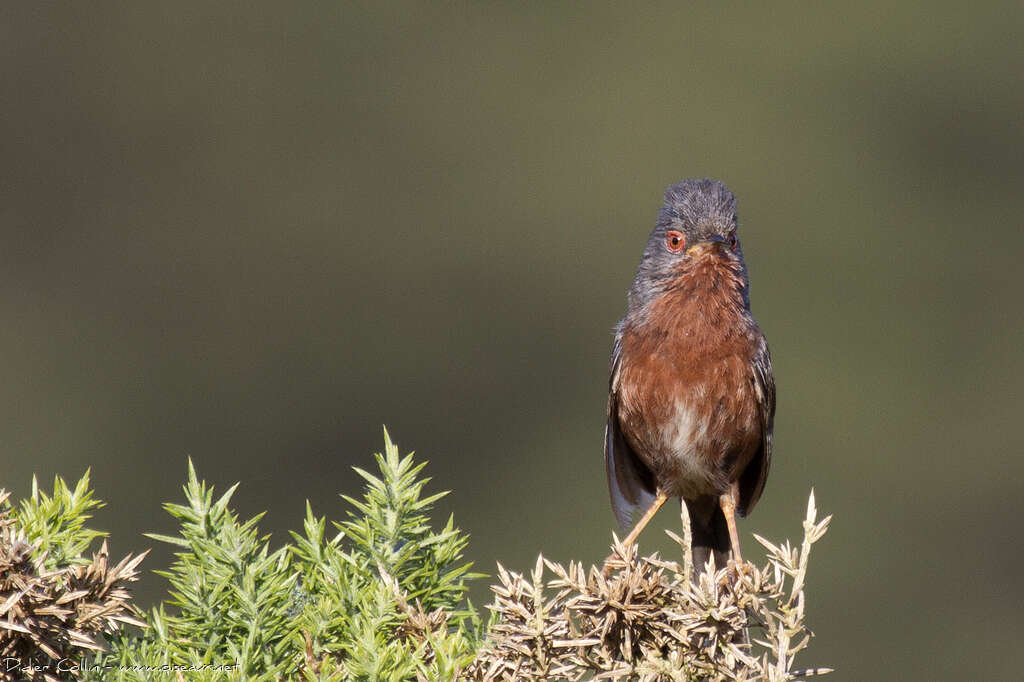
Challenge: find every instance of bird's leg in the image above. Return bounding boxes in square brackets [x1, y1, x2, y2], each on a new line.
[603, 490, 669, 576]
[719, 482, 743, 564]
[621, 490, 670, 548]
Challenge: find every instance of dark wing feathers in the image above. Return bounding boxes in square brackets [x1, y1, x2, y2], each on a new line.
[737, 334, 775, 517]
[605, 335, 657, 532]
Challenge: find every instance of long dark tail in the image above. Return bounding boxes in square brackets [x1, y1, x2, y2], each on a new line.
[685, 496, 729, 576]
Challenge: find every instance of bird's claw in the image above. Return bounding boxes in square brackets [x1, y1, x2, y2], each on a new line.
[717, 558, 750, 587]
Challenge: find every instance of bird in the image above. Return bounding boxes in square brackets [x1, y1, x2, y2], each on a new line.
[604, 179, 775, 575]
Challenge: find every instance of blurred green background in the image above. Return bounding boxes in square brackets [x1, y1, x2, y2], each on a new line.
[2, 2, 1022, 679]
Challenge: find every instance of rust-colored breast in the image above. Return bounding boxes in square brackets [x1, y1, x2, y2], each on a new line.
[615, 258, 762, 499]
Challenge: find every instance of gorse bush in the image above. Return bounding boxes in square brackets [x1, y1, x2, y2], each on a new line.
[0, 431, 830, 681]
[91, 430, 484, 682]
[0, 476, 146, 681]
[467, 499, 832, 682]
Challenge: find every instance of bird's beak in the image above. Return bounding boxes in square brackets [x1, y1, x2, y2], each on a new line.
[685, 236, 728, 257]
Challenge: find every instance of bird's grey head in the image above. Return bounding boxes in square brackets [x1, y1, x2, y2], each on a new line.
[657, 179, 738, 238]
[628, 179, 748, 309]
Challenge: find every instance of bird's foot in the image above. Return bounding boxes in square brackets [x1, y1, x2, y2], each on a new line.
[717, 557, 751, 587]
[601, 548, 632, 578]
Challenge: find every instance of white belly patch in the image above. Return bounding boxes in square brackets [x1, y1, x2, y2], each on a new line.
[658, 398, 720, 498]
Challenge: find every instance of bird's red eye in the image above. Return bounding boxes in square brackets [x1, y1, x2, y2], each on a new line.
[666, 230, 685, 253]
[729, 233, 738, 250]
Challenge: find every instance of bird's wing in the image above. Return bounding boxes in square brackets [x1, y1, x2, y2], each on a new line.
[605, 335, 657, 532]
[737, 333, 775, 516]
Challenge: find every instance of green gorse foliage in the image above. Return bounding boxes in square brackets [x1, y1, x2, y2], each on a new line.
[0, 481, 145, 682]
[137, 460, 298, 677]
[1, 430, 829, 681]
[91, 429, 483, 682]
[288, 434, 485, 682]
[339, 445, 480, 617]
[16, 471, 106, 569]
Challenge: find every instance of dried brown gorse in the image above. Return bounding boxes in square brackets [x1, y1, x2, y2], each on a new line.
[461, 492, 831, 682]
[0, 490, 146, 682]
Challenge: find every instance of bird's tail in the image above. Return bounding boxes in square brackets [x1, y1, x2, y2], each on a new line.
[685, 496, 730, 575]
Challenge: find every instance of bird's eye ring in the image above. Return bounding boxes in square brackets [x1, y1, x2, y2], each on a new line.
[729, 233, 738, 250]
[666, 230, 685, 253]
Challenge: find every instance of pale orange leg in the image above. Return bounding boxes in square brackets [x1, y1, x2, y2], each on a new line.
[603, 490, 670, 575]
[719, 482, 743, 563]
[720, 483, 750, 643]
